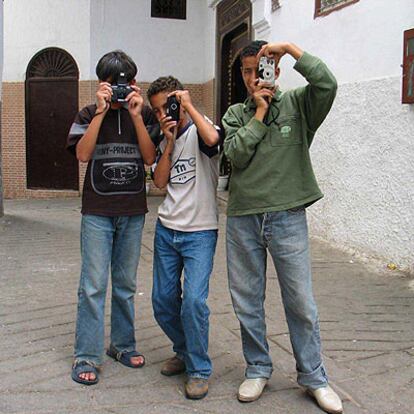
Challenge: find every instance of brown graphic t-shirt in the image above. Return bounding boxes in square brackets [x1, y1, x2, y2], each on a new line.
[67, 104, 157, 216]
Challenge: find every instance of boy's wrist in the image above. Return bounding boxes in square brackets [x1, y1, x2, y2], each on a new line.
[183, 101, 194, 112]
[255, 107, 267, 122]
[284, 43, 303, 60]
[94, 109, 107, 119]
[132, 113, 143, 121]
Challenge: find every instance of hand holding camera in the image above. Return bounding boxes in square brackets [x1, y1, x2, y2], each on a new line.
[95, 82, 112, 114]
[253, 88, 274, 113]
[160, 113, 177, 143]
[170, 90, 192, 111]
[126, 85, 144, 118]
[257, 42, 289, 68]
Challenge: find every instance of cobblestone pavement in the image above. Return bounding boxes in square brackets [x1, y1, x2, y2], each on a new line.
[0, 197, 413, 414]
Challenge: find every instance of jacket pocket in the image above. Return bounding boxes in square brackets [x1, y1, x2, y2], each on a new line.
[269, 114, 303, 147]
[91, 158, 144, 196]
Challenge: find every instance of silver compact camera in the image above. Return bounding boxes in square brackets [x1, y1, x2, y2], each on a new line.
[258, 56, 276, 88]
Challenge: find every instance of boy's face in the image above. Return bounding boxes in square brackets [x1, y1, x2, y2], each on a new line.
[241, 55, 280, 95]
[150, 91, 185, 125]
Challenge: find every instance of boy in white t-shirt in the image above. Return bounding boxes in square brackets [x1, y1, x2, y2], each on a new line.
[147, 76, 220, 400]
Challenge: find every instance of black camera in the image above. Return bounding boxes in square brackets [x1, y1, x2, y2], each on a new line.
[111, 72, 133, 102]
[166, 95, 180, 122]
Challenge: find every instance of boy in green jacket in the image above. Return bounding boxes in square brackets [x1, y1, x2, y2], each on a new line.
[222, 41, 342, 414]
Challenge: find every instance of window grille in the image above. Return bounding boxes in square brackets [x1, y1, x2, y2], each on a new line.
[272, 0, 281, 12]
[151, 0, 186, 20]
[315, 0, 359, 18]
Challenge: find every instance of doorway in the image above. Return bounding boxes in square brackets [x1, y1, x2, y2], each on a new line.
[215, 0, 252, 122]
[26, 47, 79, 190]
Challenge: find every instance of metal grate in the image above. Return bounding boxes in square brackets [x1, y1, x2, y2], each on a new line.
[27, 48, 78, 78]
[151, 0, 186, 20]
[272, 0, 281, 12]
[320, 0, 355, 12]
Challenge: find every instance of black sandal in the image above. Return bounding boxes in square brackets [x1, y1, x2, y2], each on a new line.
[106, 345, 145, 368]
[71, 360, 99, 385]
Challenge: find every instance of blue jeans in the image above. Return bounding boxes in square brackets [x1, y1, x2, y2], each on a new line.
[74, 214, 145, 365]
[226, 209, 328, 390]
[152, 220, 218, 379]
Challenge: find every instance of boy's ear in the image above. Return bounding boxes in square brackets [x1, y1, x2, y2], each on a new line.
[275, 67, 281, 80]
[130, 79, 137, 85]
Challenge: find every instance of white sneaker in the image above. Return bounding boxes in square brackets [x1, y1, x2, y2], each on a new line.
[307, 385, 343, 414]
[237, 378, 268, 402]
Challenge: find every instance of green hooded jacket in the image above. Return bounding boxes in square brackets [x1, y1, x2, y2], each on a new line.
[222, 52, 337, 216]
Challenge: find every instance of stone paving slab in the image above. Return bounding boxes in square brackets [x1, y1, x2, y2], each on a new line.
[0, 197, 413, 414]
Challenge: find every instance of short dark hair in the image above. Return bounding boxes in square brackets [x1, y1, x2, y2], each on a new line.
[240, 40, 268, 63]
[95, 50, 137, 83]
[147, 76, 184, 101]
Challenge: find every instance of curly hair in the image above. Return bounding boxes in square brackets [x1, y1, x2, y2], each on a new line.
[239, 40, 268, 62]
[147, 76, 184, 101]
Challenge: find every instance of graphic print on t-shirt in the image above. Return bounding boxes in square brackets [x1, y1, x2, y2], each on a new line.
[170, 157, 196, 184]
[91, 143, 144, 195]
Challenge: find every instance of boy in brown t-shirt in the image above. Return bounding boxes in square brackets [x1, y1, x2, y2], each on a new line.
[67, 50, 156, 385]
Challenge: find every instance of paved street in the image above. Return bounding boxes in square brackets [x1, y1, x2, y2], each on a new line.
[0, 197, 413, 414]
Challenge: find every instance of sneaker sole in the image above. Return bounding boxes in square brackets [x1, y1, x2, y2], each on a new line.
[160, 368, 186, 377]
[185, 390, 208, 400]
[237, 393, 262, 403]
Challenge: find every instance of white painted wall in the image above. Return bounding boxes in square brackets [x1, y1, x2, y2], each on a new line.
[90, 0, 215, 83]
[4, 0, 91, 81]
[267, 0, 414, 273]
[4, 0, 216, 83]
[270, 0, 414, 88]
[205, 0, 217, 81]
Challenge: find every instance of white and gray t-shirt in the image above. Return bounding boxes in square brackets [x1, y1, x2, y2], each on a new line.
[157, 120, 220, 232]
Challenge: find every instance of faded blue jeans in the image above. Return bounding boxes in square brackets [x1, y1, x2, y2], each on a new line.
[226, 208, 328, 390]
[152, 220, 218, 379]
[74, 214, 145, 366]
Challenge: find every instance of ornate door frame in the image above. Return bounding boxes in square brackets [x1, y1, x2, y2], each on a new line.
[215, 0, 252, 123]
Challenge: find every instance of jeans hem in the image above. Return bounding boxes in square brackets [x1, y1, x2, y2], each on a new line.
[245, 365, 273, 379]
[297, 363, 328, 389]
[73, 357, 101, 368]
[187, 373, 210, 380]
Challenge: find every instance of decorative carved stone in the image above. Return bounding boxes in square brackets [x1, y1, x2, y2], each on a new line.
[219, 0, 250, 32]
[27, 48, 78, 79]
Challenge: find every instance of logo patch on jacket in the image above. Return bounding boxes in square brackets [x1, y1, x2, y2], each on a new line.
[280, 125, 292, 138]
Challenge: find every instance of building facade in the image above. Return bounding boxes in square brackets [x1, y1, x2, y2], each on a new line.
[1, 0, 414, 273]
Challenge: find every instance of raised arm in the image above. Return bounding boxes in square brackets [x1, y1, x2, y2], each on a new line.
[173, 90, 219, 147]
[75, 82, 111, 162]
[127, 85, 156, 165]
